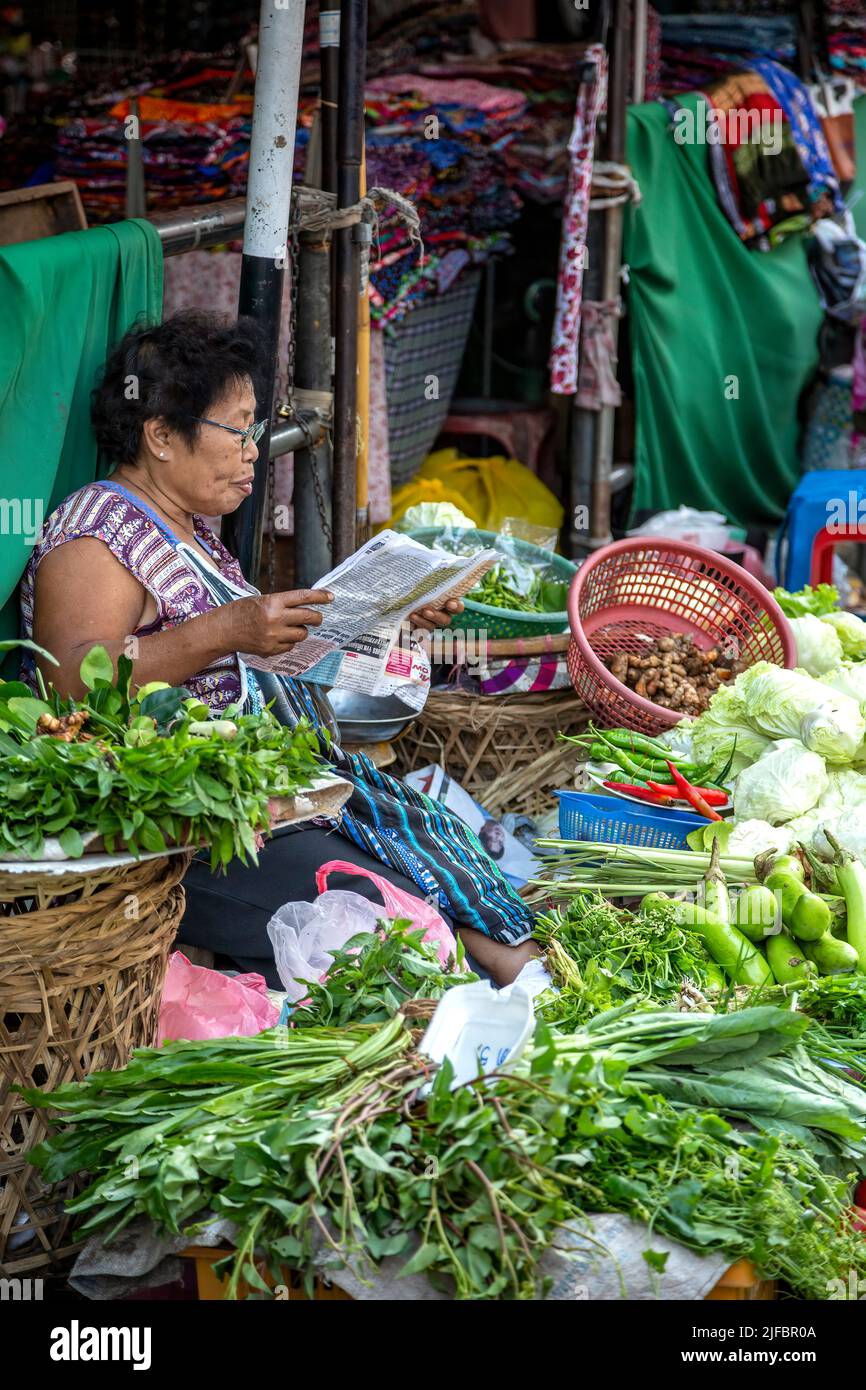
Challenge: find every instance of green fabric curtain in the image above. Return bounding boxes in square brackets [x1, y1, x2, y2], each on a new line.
[0, 218, 163, 640]
[624, 92, 866, 528]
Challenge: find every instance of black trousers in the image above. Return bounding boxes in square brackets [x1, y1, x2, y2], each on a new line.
[176, 824, 480, 988]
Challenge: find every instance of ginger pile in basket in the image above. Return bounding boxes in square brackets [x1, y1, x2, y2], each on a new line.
[606, 634, 748, 713]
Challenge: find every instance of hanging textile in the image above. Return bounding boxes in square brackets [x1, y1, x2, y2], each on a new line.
[624, 93, 824, 526]
[701, 71, 811, 248]
[368, 329, 392, 525]
[749, 59, 843, 215]
[576, 300, 623, 411]
[549, 44, 608, 395]
[0, 219, 163, 641]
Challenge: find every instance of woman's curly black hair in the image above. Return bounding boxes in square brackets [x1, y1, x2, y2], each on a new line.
[91, 310, 267, 464]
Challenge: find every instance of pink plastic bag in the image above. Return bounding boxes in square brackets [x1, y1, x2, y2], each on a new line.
[315, 860, 459, 967]
[158, 951, 279, 1044]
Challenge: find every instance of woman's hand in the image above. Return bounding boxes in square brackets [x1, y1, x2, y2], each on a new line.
[224, 589, 334, 656]
[409, 597, 464, 633]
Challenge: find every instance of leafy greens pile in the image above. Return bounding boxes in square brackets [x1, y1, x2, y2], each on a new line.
[289, 920, 476, 1027]
[534, 892, 720, 1027]
[25, 1006, 866, 1301]
[0, 644, 324, 867]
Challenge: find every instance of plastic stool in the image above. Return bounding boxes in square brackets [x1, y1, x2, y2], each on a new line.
[439, 398, 558, 489]
[778, 469, 866, 588]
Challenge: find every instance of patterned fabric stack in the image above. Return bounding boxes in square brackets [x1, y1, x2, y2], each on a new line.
[359, 77, 525, 326]
[55, 112, 251, 222]
[44, 59, 255, 222]
[828, 0, 866, 90]
[660, 13, 798, 94]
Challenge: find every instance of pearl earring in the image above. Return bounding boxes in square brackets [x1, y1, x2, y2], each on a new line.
[159, 452, 165, 458]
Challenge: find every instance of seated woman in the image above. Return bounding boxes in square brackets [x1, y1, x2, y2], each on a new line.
[21, 311, 538, 986]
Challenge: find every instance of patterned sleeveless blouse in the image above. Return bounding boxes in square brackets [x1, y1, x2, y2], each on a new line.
[20, 480, 246, 710]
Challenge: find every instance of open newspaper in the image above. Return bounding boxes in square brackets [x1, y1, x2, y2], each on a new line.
[240, 530, 497, 703]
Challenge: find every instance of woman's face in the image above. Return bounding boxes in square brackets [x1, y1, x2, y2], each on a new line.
[150, 376, 260, 516]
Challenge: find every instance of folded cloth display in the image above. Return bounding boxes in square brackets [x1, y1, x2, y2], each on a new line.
[55, 114, 251, 222]
[828, 0, 866, 90]
[661, 13, 798, 93]
[696, 63, 842, 251]
[701, 72, 810, 249]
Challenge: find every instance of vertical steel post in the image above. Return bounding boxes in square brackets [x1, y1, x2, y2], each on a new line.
[293, 8, 339, 588]
[222, 0, 306, 582]
[319, 8, 340, 196]
[331, 0, 367, 563]
[589, 0, 630, 550]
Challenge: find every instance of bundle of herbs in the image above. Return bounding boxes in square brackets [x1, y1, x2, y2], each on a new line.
[545, 1000, 866, 1172]
[0, 644, 324, 867]
[289, 919, 476, 1027]
[469, 566, 568, 614]
[528, 841, 759, 901]
[25, 1012, 866, 1300]
[534, 893, 721, 1026]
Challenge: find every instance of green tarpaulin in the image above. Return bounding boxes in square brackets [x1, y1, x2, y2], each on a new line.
[625, 93, 866, 528]
[0, 218, 163, 640]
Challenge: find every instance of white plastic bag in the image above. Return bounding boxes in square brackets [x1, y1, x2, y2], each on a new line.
[627, 506, 730, 551]
[267, 890, 381, 1002]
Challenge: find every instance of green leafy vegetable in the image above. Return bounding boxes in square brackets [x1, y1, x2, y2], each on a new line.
[773, 584, 839, 619]
[291, 919, 476, 1027]
[533, 893, 718, 1026]
[0, 645, 325, 867]
[24, 1011, 866, 1301]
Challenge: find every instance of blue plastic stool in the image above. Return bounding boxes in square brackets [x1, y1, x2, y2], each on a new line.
[778, 469, 866, 589]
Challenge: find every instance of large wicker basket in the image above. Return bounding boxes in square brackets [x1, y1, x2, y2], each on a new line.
[0, 852, 190, 1274]
[392, 687, 589, 819]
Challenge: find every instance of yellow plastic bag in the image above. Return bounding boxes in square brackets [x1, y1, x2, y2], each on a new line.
[389, 448, 563, 534]
[386, 473, 482, 529]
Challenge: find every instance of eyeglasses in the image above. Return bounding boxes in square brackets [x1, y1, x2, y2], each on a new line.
[186, 415, 268, 448]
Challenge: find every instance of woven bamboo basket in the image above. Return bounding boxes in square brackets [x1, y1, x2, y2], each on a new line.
[392, 679, 590, 820]
[0, 852, 190, 1274]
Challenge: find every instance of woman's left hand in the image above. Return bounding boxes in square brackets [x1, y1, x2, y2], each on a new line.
[408, 597, 464, 632]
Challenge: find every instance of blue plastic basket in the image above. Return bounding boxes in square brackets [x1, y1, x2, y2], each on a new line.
[555, 791, 707, 851]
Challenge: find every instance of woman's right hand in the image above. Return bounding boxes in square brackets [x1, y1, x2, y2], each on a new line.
[223, 589, 334, 656]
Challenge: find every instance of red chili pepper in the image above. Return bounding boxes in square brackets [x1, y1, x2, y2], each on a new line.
[849, 1206, 866, 1235]
[646, 779, 728, 806]
[855, 1180, 866, 1209]
[666, 761, 724, 821]
[602, 779, 673, 806]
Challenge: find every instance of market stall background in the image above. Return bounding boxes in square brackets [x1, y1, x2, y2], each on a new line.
[3, 0, 865, 557]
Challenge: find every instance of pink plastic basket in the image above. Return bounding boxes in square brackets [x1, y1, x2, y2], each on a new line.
[566, 537, 795, 734]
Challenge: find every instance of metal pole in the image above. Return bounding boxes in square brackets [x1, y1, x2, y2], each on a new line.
[567, 208, 604, 558]
[293, 5, 339, 585]
[589, 0, 630, 550]
[292, 231, 334, 584]
[332, 0, 367, 564]
[270, 414, 326, 460]
[319, 8, 340, 195]
[221, 0, 306, 582]
[125, 95, 146, 219]
[149, 198, 246, 254]
[356, 149, 371, 541]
